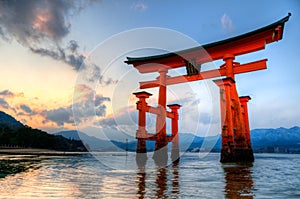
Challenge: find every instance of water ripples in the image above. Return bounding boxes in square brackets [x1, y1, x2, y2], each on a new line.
[0, 153, 300, 198]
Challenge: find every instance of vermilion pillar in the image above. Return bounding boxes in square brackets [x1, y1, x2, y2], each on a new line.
[156, 69, 168, 149]
[214, 78, 235, 161]
[214, 54, 254, 162]
[168, 104, 181, 163]
[223, 54, 235, 80]
[153, 69, 168, 166]
[239, 96, 252, 149]
[214, 77, 254, 162]
[134, 91, 152, 152]
[134, 91, 152, 167]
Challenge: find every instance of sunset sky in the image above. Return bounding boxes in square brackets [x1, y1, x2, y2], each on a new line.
[0, 1, 299, 139]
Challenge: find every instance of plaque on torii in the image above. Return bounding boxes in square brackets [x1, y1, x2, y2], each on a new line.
[125, 14, 290, 164]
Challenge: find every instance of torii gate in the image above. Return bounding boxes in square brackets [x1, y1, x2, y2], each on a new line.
[125, 14, 290, 164]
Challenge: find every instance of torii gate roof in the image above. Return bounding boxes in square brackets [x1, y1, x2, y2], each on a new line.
[125, 13, 291, 74]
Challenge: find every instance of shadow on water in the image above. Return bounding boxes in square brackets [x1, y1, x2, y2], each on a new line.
[136, 161, 180, 199]
[222, 163, 254, 199]
[0, 155, 41, 178]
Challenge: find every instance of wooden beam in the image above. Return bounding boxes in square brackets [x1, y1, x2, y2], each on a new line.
[140, 59, 267, 89]
[233, 59, 267, 74]
[166, 111, 175, 119]
[146, 106, 160, 115]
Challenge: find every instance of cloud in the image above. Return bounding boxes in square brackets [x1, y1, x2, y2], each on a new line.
[96, 108, 131, 127]
[0, 0, 74, 45]
[131, 2, 148, 11]
[95, 95, 110, 107]
[68, 40, 79, 53]
[0, 90, 36, 115]
[0, 90, 14, 98]
[72, 84, 111, 125]
[0, 98, 9, 109]
[0, 90, 24, 98]
[20, 104, 33, 114]
[0, 88, 109, 128]
[43, 107, 73, 126]
[43, 91, 110, 126]
[221, 13, 235, 33]
[96, 116, 117, 127]
[0, 0, 100, 71]
[29, 40, 86, 71]
[0, 1, 97, 45]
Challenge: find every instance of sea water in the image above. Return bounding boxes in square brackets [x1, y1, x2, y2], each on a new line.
[0, 153, 300, 198]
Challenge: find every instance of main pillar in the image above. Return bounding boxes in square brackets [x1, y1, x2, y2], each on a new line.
[214, 54, 254, 162]
[153, 69, 168, 166]
[214, 77, 235, 162]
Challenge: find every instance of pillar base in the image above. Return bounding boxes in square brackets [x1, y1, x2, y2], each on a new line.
[136, 153, 148, 168]
[171, 148, 180, 163]
[136, 139, 147, 153]
[221, 148, 254, 163]
[153, 147, 168, 167]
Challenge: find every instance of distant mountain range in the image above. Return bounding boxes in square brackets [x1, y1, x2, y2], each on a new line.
[55, 126, 300, 153]
[1, 110, 300, 153]
[54, 130, 120, 151]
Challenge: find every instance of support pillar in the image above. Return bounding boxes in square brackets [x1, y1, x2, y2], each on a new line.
[239, 96, 254, 160]
[239, 96, 251, 146]
[168, 104, 181, 163]
[134, 91, 152, 167]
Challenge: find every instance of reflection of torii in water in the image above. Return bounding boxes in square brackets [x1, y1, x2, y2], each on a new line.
[125, 14, 291, 165]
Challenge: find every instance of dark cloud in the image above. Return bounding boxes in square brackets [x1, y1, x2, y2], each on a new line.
[30, 40, 86, 71]
[67, 53, 85, 71]
[94, 96, 110, 117]
[0, 90, 24, 98]
[42, 84, 110, 126]
[0, 0, 77, 45]
[0, 98, 9, 109]
[95, 104, 107, 117]
[20, 104, 33, 114]
[0, 90, 14, 98]
[100, 77, 119, 86]
[95, 96, 110, 107]
[93, 96, 110, 117]
[73, 93, 110, 118]
[68, 40, 79, 53]
[43, 106, 73, 126]
[0, 0, 100, 72]
[73, 84, 111, 124]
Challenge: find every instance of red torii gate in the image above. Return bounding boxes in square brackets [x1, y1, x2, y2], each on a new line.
[125, 14, 290, 164]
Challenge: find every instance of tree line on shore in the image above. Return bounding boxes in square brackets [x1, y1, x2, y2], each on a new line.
[0, 125, 87, 152]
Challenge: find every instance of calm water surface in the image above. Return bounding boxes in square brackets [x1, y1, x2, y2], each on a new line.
[0, 153, 300, 199]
